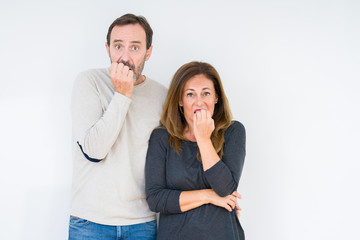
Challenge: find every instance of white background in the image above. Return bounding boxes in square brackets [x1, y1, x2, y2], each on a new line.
[1, 0, 359, 239]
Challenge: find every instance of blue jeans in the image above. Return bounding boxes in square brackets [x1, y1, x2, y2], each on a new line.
[68, 216, 157, 240]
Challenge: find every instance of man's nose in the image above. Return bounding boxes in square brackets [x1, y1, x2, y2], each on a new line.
[120, 49, 131, 62]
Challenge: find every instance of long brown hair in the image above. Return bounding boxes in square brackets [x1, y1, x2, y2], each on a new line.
[161, 61, 233, 158]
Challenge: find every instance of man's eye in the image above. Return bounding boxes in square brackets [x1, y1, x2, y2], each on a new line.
[115, 45, 121, 49]
[131, 46, 139, 50]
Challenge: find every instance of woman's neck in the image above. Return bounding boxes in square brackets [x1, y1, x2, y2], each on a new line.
[184, 124, 196, 142]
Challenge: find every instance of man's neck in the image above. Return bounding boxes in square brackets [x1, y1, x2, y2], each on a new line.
[134, 75, 146, 86]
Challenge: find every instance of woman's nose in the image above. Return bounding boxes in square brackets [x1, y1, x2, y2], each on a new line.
[195, 96, 204, 106]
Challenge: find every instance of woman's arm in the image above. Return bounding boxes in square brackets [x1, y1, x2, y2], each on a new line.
[205, 121, 246, 196]
[194, 114, 246, 197]
[193, 109, 221, 170]
[145, 128, 241, 214]
[179, 189, 239, 212]
[145, 129, 182, 214]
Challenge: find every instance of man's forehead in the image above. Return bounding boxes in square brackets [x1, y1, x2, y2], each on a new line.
[110, 24, 146, 43]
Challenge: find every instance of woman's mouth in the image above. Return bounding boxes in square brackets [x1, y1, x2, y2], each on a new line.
[194, 108, 202, 114]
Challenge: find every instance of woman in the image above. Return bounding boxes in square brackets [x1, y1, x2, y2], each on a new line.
[145, 61, 246, 239]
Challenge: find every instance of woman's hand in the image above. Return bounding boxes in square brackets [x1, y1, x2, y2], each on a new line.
[232, 191, 242, 217]
[193, 109, 214, 142]
[206, 189, 241, 212]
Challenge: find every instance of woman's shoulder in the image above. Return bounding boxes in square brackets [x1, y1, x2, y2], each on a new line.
[225, 120, 246, 138]
[150, 126, 170, 141]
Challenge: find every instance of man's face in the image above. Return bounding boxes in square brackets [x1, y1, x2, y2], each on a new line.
[105, 24, 152, 82]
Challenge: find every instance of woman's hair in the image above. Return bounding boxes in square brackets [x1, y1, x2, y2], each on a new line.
[161, 61, 233, 158]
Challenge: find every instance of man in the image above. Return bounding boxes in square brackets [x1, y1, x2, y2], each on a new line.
[69, 14, 167, 239]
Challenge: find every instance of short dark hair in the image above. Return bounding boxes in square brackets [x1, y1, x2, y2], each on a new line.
[106, 13, 153, 49]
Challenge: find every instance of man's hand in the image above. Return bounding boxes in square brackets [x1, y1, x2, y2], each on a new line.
[109, 62, 134, 98]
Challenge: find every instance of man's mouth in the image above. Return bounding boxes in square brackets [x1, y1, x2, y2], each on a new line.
[117, 60, 135, 71]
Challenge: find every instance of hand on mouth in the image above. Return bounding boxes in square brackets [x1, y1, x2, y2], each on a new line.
[117, 60, 135, 71]
[194, 108, 203, 114]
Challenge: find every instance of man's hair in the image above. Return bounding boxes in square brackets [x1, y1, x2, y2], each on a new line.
[106, 13, 153, 49]
[160, 61, 233, 158]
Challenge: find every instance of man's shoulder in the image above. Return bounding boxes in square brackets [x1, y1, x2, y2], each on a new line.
[77, 68, 108, 80]
[145, 77, 167, 92]
[74, 68, 110, 89]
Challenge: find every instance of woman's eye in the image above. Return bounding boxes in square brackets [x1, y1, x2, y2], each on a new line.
[204, 92, 211, 96]
[187, 93, 194, 97]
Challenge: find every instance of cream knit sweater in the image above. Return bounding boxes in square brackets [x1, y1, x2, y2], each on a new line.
[70, 68, 167, 225]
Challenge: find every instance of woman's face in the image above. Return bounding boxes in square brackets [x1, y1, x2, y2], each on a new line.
[180, 74, 218, 126]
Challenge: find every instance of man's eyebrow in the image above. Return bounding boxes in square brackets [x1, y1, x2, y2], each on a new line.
[112, 40, 142, 44]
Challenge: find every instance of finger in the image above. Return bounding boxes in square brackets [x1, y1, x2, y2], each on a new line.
[109, 62, 117, 75]
[230, 196, 237, 209]
[201, 109, 206, 120]
[232, 191, 242, 199]
[122, 65, 130, 78]
[206, 109, 212, 119]
[227, 197, 236, 209]
[236, 204, 242, 211]
[116, 62, 125, 75]
[128, 70, 134, 82]
[224, 203, 232, 212]
[197, 110, 203, 117]
[227, 201, 235, 210]
[193, 111, 198, 122]
[228, 195, 237, 203]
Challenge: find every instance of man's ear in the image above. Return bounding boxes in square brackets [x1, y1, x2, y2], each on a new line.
[145, 45, 153, 61]
[105, 42, 110, 57]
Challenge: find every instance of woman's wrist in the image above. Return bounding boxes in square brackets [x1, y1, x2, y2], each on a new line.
[196, 138, 212, 148]
[202, 189, 213, 205]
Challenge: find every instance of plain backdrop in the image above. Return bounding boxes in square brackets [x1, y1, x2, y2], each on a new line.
[1, 0, 359, 239]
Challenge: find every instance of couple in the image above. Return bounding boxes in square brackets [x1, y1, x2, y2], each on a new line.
[69, 14, 246, 240]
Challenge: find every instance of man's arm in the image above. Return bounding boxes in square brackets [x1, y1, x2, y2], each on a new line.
[71, 66, 133, 161]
